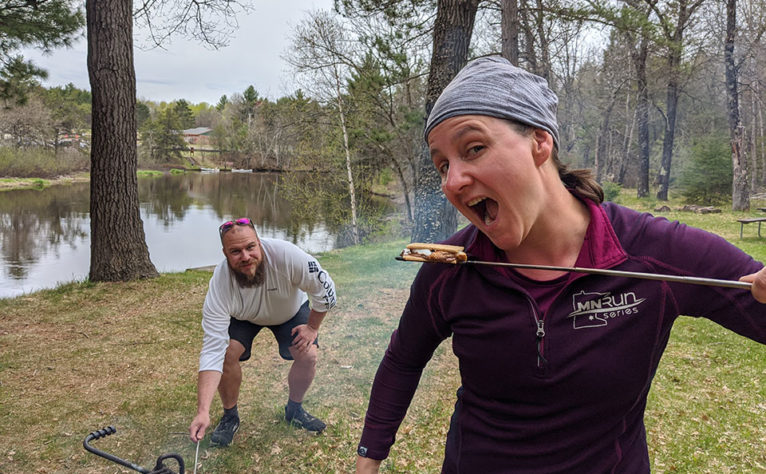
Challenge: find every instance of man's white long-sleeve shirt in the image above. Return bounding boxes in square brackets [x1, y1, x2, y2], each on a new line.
[199, 238, 336, 373]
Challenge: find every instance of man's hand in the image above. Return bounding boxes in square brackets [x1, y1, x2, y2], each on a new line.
[190, 412, 211, 442]
[740, 266, 766, 303]
[291, 324, 318, 353]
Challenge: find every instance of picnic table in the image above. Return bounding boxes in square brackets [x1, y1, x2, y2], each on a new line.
[737, 217, 766, 238]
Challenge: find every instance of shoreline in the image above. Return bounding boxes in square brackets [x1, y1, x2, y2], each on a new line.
[0, 172, 90, 190]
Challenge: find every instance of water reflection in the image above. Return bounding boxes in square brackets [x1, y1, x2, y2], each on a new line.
[0, 172, 386, 298]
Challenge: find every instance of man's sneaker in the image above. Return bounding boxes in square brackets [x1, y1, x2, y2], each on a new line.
[210, 413, 240, 447]
[285, 405, 326, 433]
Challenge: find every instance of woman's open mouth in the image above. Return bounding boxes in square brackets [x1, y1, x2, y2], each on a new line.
[467, 197, 498, 225]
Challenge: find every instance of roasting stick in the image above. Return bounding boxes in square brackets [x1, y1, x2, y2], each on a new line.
[395, 256, 752, 290]
[194, 440, 200, 474]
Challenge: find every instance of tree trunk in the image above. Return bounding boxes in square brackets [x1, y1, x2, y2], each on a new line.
[619, 93, 635, 185]
[532, 0, 551, 81]
[750, 74, 758, 190]
[757, 79, 766, 185]
[519, 0, 537, 73]
[633, 37, 650, 198]
[657, 0, 697, 202]
[412, 0, 479, 243]
[725, 0, 749, 210]
[501, 0, 520, 66]
[335, 72, 360, 245]
[595, 89, 619, 182]
[656, 60, 680, 201]
[87, 0, 158, 281]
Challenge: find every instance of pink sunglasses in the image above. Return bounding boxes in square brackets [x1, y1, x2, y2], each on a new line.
[219, 217, 255, 237]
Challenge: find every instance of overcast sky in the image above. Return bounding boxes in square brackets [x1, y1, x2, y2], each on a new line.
[22, 0, 333, 105]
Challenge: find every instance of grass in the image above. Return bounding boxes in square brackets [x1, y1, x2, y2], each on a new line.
[0, 189, 764, 473]
[0, 173, 90, 191]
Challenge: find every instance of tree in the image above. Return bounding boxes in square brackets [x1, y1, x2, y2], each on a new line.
[140, 106, 187, 163]
[0, 95, 53, 147]
[136, 100, 151, 128]
[242, 86, 259, 114]
[0, 0, 84, 105]
[287, 10, 362, 244]
[336, 0, 478, 241]
[172, 99, 195, 129]
[651, 0, 706, 201]
[501, 0, 520, 65]
[413, 0, 480, 243]
[86, 0, 248, 282]
[43, 83, 92, 150]
[216, 94, 228, 112]
[332, 1, 437, 224]
[679, 134, 732, 205]
[725, 0, 749, 210]
[567, 1, 660, 197]
[87, 0, 158, 281]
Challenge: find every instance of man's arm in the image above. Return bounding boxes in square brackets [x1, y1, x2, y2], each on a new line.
[189, 370, 222, 442]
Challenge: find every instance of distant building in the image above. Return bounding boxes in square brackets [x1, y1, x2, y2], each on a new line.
[182, 127, 214, 146]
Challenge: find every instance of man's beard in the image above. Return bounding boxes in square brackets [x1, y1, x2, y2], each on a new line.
[230, 260, 265, 288]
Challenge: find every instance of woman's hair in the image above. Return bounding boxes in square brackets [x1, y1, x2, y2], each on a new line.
[507, 120, 604, 204]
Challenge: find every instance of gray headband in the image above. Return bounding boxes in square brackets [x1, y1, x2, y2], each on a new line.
[424, 56, 559, 149]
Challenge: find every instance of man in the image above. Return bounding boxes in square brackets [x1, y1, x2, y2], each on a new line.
[189, 217, 337, 447]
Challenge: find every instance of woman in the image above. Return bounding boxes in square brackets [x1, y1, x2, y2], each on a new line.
[355, 56, 766, 473]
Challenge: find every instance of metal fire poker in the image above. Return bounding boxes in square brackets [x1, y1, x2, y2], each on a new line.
[395, 256, 753, 290]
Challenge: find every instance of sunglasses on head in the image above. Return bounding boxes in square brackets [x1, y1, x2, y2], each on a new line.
[219, 217, 255, 237]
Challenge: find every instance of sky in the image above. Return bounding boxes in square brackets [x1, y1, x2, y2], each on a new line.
[21, 0, 333, 105]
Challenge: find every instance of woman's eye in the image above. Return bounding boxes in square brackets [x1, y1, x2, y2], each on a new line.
[467, 145, 484, 156]
[438, 161, 449, 176]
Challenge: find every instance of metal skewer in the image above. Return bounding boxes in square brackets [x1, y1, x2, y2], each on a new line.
[395, 256, 752, 290]
[193, 440, 200, 474]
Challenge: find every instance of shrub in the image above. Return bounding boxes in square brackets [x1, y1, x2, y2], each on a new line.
[679, 135, 732, 205]
[0, 146, 89, 178]
[378, 167, 393, 186]
[601, 181, 622, 202]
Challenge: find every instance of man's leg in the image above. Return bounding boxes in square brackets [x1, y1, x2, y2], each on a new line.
[285, 343, 326, 432]
[287, 344, 317, 403]
[211, 339, 246, 446]
[271, 302, 327, 433]
[219, 340, 246, 408]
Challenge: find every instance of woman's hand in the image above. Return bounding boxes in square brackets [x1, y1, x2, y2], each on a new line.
[355, 456, 382, 473]
[739, 266, 766, 303]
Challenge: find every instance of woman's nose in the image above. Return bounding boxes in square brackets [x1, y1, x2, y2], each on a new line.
[442, 162, 471, 194]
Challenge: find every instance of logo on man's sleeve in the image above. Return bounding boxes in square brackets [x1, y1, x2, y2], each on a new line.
[568, 290, 645, 329]
[308, 261, 319, 273]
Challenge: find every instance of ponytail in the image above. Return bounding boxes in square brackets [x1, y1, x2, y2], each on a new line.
[506, 119, 604, 204]
[552, 149, 604, 204]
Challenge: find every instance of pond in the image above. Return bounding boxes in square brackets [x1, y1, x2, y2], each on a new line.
[0, 172, 387, 299]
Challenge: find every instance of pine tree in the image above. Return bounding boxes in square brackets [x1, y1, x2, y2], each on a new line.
[0, 0, 84, 105]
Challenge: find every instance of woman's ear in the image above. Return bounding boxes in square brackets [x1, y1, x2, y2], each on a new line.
[531, 129, 554, 167]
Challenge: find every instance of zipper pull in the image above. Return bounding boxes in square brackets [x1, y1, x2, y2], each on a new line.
[536, 320, 545, 338]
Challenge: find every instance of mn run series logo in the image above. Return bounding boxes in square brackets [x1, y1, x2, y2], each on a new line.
[568, 290, 646, 329]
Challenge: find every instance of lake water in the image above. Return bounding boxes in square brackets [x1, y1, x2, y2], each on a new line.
[0, 172, 370, 299]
